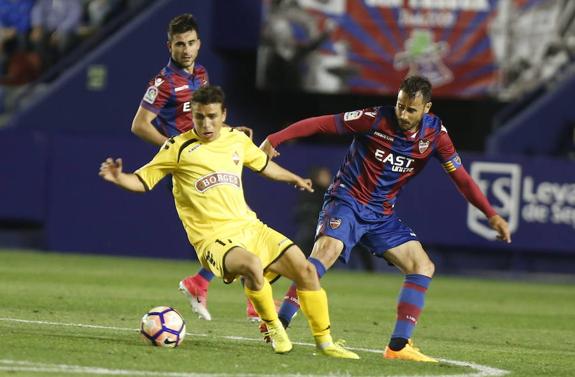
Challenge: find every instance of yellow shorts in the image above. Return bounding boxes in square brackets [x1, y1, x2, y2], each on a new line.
[193, 220, 294, 283]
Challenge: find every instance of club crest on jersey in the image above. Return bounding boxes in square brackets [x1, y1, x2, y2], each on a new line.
[418, 139, 430, 153]
[195, 172, 241, 193]
[143, 86, 158, 104]
[232, 151, 240, 165]
[329, 217, 342, 229]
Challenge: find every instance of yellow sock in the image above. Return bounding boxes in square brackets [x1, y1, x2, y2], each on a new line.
[244, 280, 278, 323]
[297, 288, 333, 346]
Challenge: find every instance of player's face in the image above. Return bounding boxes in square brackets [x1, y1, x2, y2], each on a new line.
[168, 30, 201, 71]
[395, 90, 431, 132]
[192, 103, 226, 142]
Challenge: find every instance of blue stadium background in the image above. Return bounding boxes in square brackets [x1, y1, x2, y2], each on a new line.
[1, 0, 574, 275]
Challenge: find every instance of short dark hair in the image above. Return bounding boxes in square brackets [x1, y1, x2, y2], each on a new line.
[168, 14, 199, 41]
[191, 86, 225, 109]
[399, 75, 432, 103]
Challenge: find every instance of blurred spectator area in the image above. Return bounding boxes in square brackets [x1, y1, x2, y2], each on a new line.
[0, 0, 151, 122]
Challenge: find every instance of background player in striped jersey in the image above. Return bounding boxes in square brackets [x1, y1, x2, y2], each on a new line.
[130, 13, 253, 321]
[260, 75, 511, 362]
[100, 85, 359, 359]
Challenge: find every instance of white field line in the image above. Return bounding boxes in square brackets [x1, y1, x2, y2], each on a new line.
[0, 317, 509, 377]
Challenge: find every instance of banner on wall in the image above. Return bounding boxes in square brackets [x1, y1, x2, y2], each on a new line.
[395, 153, 575, 253]
[257, 0, 569, 99]
[466, 159, 575, 249]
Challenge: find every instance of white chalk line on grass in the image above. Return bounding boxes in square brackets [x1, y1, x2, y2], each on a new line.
[0, 317, 509, 377]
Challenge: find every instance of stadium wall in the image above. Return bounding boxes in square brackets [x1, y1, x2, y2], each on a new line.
[1, 131, 574, 272]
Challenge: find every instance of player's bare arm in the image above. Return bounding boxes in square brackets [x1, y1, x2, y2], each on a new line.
[99, 157, 146, 192]
[260, 160, 313, 192]
[131, 106, 169, 146]
[488, 214, 512, 243]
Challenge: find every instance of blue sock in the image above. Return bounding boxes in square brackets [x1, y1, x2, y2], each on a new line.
[390, 274, 431, 345]
[278, 257, 327, 327]
[198, 268, 215, 282]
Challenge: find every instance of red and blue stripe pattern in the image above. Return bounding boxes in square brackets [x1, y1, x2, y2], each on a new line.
[391, 274, 432, 340]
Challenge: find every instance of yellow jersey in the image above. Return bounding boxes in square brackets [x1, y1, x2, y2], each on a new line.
[135, 128, 269, 245]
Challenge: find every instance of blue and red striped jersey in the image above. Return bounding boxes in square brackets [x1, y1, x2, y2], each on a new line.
[140, 58, 209, 137]
[329, 106, 461, 215]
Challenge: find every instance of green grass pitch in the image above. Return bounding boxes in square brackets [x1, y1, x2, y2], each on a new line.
[0, 249, 574, 376]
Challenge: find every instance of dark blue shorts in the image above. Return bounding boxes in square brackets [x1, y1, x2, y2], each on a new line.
[316, 197, 418, 264]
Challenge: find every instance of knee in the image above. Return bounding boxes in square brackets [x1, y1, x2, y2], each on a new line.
[311, 238, 342, 268]
[294, 261, 320, 289]
[421, 259, 435, 277]
[403, 255, 435, 277]
[238, 254, 264, 287]
[300, 261, 318, 281]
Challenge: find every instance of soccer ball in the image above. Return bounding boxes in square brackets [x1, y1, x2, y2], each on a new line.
[140, 306, 186, 348]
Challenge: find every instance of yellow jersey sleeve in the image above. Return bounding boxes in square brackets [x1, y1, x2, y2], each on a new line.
[242, 134, 269, 172]
[134, 139, 178, 191]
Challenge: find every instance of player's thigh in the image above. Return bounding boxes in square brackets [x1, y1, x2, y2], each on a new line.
[195, 234, 255, 283]
[223, 246, 262, 278]
[267, 244, 311, 282]
[309, 235, 345, 268]
[251, 222, 297, 282]
[314, 199, 364, 266]
[384, 241, 434, 277]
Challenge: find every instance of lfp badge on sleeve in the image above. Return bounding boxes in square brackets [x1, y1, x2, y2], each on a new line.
[467, 162, 521, 240]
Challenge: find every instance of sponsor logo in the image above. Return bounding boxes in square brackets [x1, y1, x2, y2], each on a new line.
[468, 162, 521, 240]
[418, 139, 430, 153]
[143, 86, 158, 104]
[195, 172, 241, 192]
[343, 110, 363, 121]
[188, 144, 201, 153]
[374, 131, 394, 142]
[468, 162, 575, 240]
[329, 217, 342, 229]
[163, 338, 177, 345]
[232, 151, 240, 165]
[374, 149, 415, 173]
[154, 78, 164, 87]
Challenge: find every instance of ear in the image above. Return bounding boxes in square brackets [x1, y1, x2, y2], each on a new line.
[424, 101, 432, 113]
[222, 108, 227, 122]
[166, 40, 171, 53]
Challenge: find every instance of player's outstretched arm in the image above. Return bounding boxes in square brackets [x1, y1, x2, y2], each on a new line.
[99, 157, 146, 193]
[260, 115, 339, 158]
[131, 106, 169, 146]
[488, 214, 512, 243]
[260, 160, 314, 192]
[447, 167, 511, 243]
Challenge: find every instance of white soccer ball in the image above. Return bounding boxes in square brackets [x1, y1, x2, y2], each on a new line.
[140, 306, 186, 348]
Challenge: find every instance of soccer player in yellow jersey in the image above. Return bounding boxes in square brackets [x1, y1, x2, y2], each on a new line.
[99, 85, 359, 358]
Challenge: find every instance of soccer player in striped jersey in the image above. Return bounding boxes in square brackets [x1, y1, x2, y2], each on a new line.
[100, 85, 359, 359]
[260, 75, 511, 362]
[130, 14, 253, 322]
